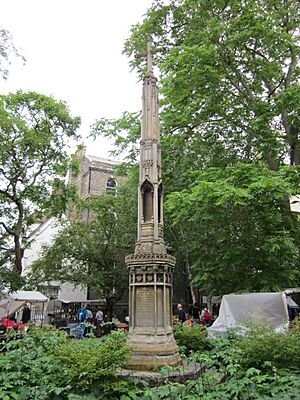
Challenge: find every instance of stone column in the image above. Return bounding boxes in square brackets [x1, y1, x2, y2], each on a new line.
[126, 253, 181, 370]
[125, 40, 181, 371]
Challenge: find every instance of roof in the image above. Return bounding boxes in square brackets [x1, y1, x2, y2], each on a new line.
[86, 154, 120, 165]
[9, 290, 48, 302]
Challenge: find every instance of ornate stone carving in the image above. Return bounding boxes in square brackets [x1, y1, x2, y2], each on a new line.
[125, 40, 180, 371]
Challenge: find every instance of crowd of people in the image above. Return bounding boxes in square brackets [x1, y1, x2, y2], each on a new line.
[74, 304, 129, 338]
[177, 302, 212, 327]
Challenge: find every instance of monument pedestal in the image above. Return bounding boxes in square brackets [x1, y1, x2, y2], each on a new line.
[126, 253, 181, 371]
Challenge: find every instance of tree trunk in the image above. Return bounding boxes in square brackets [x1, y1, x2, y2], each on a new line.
[184, 252, 197, 304]
[14, 200, 24, 275]
[14, 234, 24, 274]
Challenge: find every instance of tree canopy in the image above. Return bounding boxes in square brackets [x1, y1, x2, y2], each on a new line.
[0, 91, 80, 279]
[166, 163, 300, 295]
[124, 0, 300, 170]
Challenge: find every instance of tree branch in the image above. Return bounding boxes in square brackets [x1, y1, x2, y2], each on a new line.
[0, 221, 14, 235]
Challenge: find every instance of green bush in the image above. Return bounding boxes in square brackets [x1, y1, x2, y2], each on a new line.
[0, 327, 67, 399]
[0, 327, 130, 400]
[235, 325, 300, 371]
[50, 330, 131, 391]
[173, 324, 211, 354]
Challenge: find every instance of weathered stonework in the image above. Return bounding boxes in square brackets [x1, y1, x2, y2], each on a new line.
[125, 41, 181, 371]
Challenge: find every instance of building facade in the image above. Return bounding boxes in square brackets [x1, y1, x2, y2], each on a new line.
[22, 146, 123, 302]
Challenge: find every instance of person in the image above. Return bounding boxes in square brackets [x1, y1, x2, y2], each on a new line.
[95, 309, 104, 324]
[21, 304, 31, 323]
[76, 303, 88, 322]
[111, 315, 120, 330]
[85, 307, 94, 335]
[86, 307, 93, 322]
[177, 303, 186, 323]
[201, 307, 211, 327]
[183, 313, 193, 327]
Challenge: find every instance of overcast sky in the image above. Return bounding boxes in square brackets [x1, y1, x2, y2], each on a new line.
[1, 0, 153, 159]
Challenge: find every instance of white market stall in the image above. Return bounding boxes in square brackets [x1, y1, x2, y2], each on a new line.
[0, 290, 48, 323]
[207, 292, 289, 338]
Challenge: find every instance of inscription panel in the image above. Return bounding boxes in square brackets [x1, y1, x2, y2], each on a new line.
[166, 287, 171, 326]
[156, 287, 163, 327]
[135, 287, 154, 327]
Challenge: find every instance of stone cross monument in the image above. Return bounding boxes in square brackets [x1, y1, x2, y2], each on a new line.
[125, 41, 181, 371]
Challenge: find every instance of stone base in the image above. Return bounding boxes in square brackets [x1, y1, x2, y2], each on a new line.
[117, 360, 204, 386]
[127, 333, 181, 371]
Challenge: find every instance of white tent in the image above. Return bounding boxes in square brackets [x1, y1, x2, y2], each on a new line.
[207, 292, 289, 338]
[286, 296, 299, 308]
[0, 290, 48, 320]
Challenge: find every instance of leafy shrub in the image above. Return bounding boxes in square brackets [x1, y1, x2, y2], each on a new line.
[129, 370, 300, 400]
[50, 329, 131, 391]
[235, 325, 300, 371]
[197, 336, 242, 374]
[173, 324, 211, 354]
[0, 327, 130, 400]
[0, 328, 67, 399]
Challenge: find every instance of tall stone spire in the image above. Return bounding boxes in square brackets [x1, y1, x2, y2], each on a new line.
[125, 40, 180, 371]
[135, 40, 166, 255]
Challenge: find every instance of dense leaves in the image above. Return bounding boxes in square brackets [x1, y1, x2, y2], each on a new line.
[0, 91, 80, 278]
[173, 323, 211, 353]
[122, 325, 300, 399]
[0, 327, 130, 400]
[166, 163, 300, 295]
[124, 0, 300, 168]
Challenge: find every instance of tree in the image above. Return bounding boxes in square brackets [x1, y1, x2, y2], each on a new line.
[0, 27, 25, 80]
[0, 91, 80, 279]
[29, 170, 138, 317]
[166, 163, 300, 295]
[124, 0, 300, 168]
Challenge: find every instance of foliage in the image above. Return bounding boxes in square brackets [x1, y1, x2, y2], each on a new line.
[235, 324, 300, 371]
[121, 326, 300, 399]
[291, 315, 300, 332]
[90, 111, 141, 164]
[173, 323, 211, 354]
[29, 170, 138, 316]
[0, 91, 80, 281]
[49, 329, 131, 393]
[126, 370, 300, 399]
[166, 163, 300, 295]
[1, 323, 300, 400]
[0, 327, 69, 400]
[0, 327, 130, 400]
[124, 0, 300, 167]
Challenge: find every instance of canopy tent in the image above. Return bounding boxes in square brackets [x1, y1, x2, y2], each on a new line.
[207, 292, 289, 338]
[286, 296, 299, 308]
[0, 290, 48, 320]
